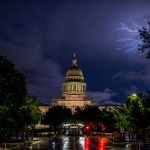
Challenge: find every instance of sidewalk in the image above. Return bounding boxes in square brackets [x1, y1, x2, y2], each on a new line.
[0, 137, 53, 149]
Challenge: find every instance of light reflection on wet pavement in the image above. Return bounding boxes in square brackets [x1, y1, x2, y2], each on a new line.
[20, 136, 132, 150]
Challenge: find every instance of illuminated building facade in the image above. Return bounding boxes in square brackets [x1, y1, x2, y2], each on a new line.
[51, 54, 94, 112]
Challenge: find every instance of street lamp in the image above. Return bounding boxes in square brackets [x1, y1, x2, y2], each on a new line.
[132, 94, 137, 97]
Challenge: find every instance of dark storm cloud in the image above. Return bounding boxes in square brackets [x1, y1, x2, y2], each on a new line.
[0, 0, 150, 104]
[87, 89, 118, 105]
[1, 43, 64, 103]
[113, 65, 150, 85]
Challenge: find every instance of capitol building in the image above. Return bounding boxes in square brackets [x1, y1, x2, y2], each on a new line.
[51, 54, 95, 112]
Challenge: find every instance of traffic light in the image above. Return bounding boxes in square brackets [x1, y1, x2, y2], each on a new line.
[85, 125, 91, 131]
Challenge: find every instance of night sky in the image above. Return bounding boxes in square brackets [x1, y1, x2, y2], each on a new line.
[0, 0, 150, 104]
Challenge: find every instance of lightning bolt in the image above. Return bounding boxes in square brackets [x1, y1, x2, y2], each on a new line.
[117, 20, 149, 54]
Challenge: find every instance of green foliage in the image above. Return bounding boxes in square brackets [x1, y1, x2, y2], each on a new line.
[20, 94, 42, 128]
[0, 105, 12, 129]
[114, 93, 150, 133]
[114, 104, 132, 132]
[126, 94, 150, 128]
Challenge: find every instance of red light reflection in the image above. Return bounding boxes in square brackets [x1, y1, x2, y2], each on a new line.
[98, 138, 107, 150]
[85, 137, 91, 150]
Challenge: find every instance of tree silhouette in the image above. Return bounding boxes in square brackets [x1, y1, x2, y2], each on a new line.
[42, 106, 72, 133]
[138, 22, 150, 59]
[0, 53, 41, 141]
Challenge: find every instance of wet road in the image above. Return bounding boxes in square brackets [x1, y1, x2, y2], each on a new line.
[23, 136, 132, 150]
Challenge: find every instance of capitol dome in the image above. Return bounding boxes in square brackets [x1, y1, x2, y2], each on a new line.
[66, 66, 83, 77]
[65, 55, 84, 82]
[62, 54, 86, 96]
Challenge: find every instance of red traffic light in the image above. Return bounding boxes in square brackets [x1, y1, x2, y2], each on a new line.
[86, 125, 91, 130]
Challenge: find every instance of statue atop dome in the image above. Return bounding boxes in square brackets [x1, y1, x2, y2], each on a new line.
[72, 53, 77, 67]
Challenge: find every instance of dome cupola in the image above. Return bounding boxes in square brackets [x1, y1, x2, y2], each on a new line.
[65, 54, 84, 82]
[62, 54, 86, 97]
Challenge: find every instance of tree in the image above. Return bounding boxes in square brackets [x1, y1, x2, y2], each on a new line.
[114, 93, 150, 144]
[74, 106, 116, 133]
[42, 106, 72, 134]
[0, 105, 13, 140]
[138, 22, 150, 59]
[100, 108, 116, 132]
[126, 94, 150, 145]
[75, 105, 102, 133]
[0, 53, 28, 141]
[20, 94, 42, 140]
[75, 106, 101, 125]
[0, 54, 42, 141]
[0, 53, 27, 106]
[114, 104, 133, 141]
